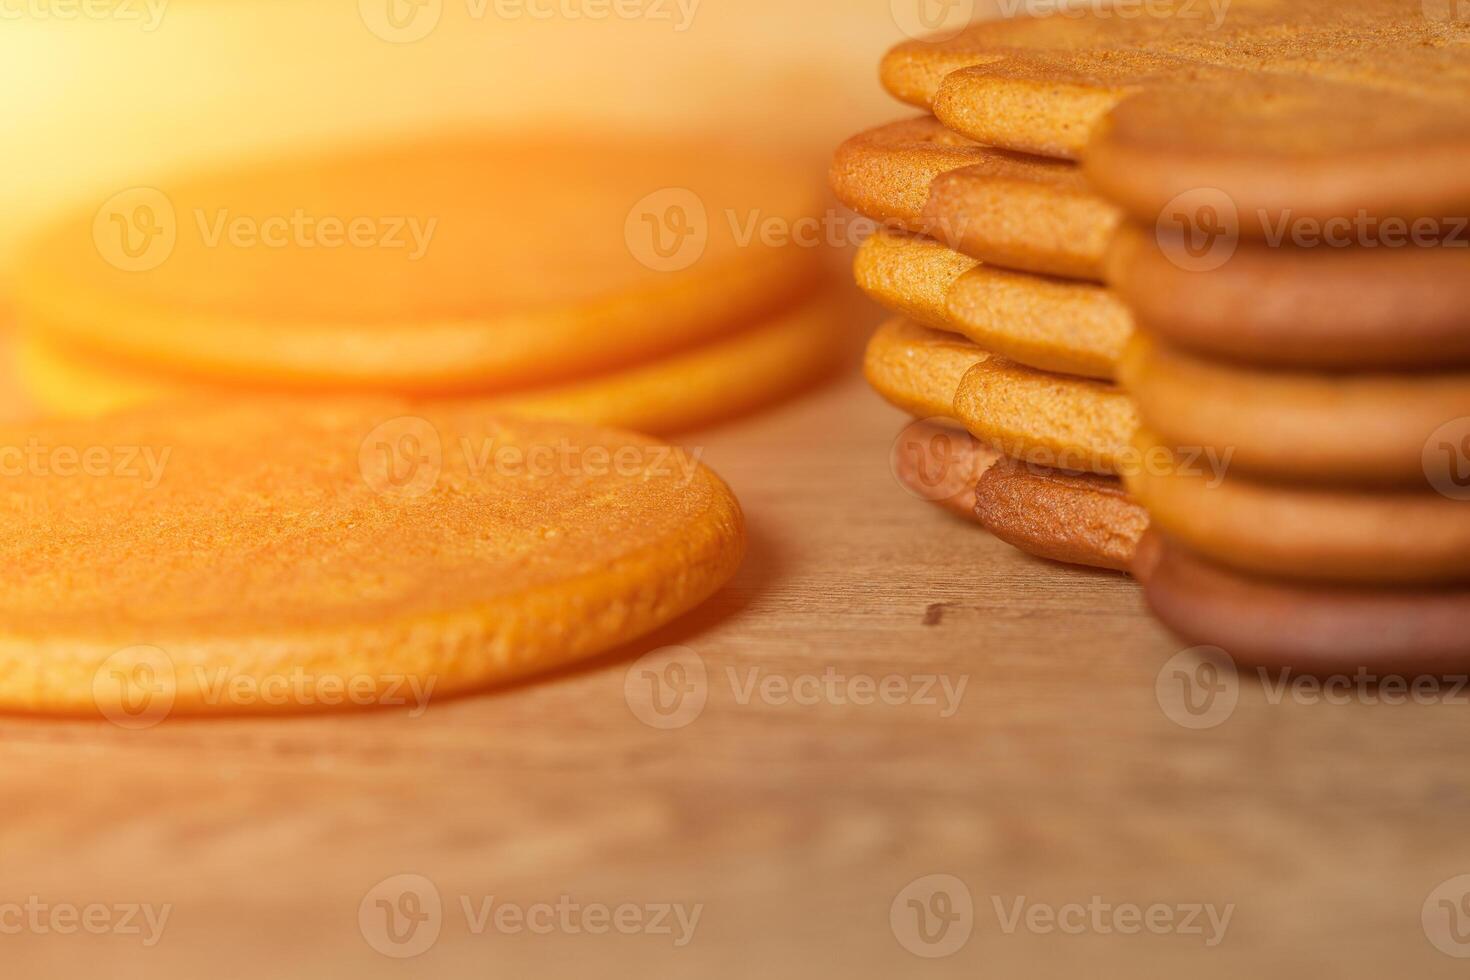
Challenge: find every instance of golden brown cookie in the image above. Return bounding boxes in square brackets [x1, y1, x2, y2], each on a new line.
[953, 358, 1137, 476]
[975, 456, 1147, 573]
[882, 0, 1470, 225]
[17, 293, 846, 435]
[830, 116, 1121, 279]
[1122, 334, 1470, 486]
[863, 318, 989, 420]
[1106, 222, 1470, 370]
[1136, 530, 1470, 677]
[14, 132, 823, 393]
[1126, 432, 1470, 586]
[946, 264, 1130, 381]
[0, 402, 745, 716]
[853, 230, 979, 330]
[890, 419, 999, 522]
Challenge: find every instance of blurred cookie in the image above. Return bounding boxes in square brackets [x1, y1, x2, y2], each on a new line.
[1107, 222, 1470, 370]
[1136, 530, 1470, 677]
[1121, 333, 1470, 486]
[14, 132, 823, 393]
[953, 358, 1137, 476]
[18, 293, 846, 434]
[0, 403, 745, 715]
[863, 318, 989, 420]
[1126, 431, 1470, 586]
[975, 455, 1147, 572]
[890, 419, 999, 522]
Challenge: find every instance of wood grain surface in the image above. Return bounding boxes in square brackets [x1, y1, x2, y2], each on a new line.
[1, 312, 1468, 978]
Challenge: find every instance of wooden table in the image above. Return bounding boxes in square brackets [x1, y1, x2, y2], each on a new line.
[1, 319, 1466, 978]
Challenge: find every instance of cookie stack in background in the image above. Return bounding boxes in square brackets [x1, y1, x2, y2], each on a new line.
[831, 117, 1148, 572]
[10, 133, 843, 435]
[844, 0, 1470, 669]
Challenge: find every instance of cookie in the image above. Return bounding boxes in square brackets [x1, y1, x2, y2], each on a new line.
[853, 229, 979, 330]
[855, 229, 1131, 379]
[1121, 334, 1470, 486]
[18, 294, 845, 434]
[0, 402, 745, 716]
[975, 455, 1147, 572]
[1106, 222, 1470, 370]
[1126, 431, 1470, 586]
[14, 132, 823, 393]
[952, 358, 1137, 476]
[831, 116, 1121, 280]
[1136, 530, 1470, 677]
[890, 419, 999, 522]
[863, 318, 989, 420]
[883, 0, 1470, 225]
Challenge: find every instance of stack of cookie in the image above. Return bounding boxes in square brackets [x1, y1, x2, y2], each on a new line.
[832, 117, 1148, 571]
[12, 132, 841, 435]
[850, 0, 1470, 668]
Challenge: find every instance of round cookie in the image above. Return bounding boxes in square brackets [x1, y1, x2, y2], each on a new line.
[14, 132, 823, 393]
[975, 455, 1147, 572]
[946, 265, 1129, 380]
[1106, 222, 1470, 370]
[830, 117, 1119, 280]
[854, 229, 1130, 380]
[890, 419, 998, 522]
[1126, 431, 1470, 586]
[1121, 334, 1470, 487]
[0, 401, 745, 716]
[952, 358, 1137, 476]
[20, 294, 846, 434]
[1136, 531, 1470, 677]
[854, 230, 979, 330]
[863, 318, 989, 420]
